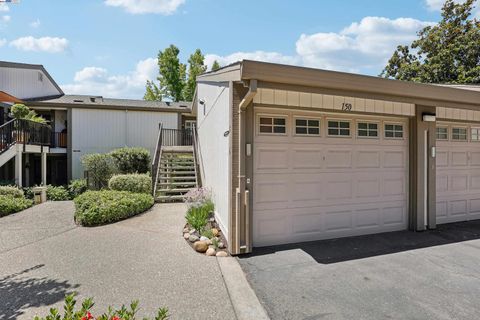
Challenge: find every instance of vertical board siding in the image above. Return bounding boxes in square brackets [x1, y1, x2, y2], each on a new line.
[437, 107, 480, 121]
[197, 82, 231, 237]
[255, 88, 415, 116]
[71, 108, 178, 179]
[0, 67, 60, 99]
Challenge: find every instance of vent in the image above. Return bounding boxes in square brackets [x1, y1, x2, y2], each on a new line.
[73, 99, 84, 103]
[89, 96, 103, 103]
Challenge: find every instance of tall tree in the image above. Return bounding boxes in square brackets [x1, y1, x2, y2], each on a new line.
[211, 60, 221, 71]
[145, 45, 186, 102]
[381, 0, 480, 84]
[183, 49, 207, 101]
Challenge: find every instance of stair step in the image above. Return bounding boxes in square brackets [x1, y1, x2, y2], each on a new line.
[158, 181, 197, 186]
[155, 194, 186, 202]
[158, 187, 193, 193]
[159, 171, 196, 175]
[159, 166, 195, 170]
[158, 177, 197, 183]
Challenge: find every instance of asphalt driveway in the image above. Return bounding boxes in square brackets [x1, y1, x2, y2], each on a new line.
[0, 201, 237, 320]
[239, 221, 480, 320]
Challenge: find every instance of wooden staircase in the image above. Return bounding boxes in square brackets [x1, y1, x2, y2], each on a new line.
[155, 147, 197, 202]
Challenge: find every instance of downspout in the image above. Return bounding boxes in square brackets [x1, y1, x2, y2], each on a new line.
[236, 79, 257, 254]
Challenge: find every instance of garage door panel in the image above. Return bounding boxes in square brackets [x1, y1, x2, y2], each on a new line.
[253, 112, 409, 246]
[437, 125, 480, 224]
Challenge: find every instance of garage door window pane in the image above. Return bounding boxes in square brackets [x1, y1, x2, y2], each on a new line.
[452, 127, 467, 141]
[385, 124, 403, 139]
[328, 121, 350, 136]
[259, 117, 286, 134]
[295, 118, 320, 136]
[436, 127, 448, 140]
[472, 128, 480, 141]
[357, 122, 378, 138]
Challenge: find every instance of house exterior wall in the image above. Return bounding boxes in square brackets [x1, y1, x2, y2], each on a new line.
[71, 108, 179, 179]
[196, 82, 231, 239]
[0, 67, 60, 100]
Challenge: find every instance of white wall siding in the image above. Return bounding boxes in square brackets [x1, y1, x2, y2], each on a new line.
[197, 82, 231, 238]
[0, 67, 61, 99]
[71, 108, 178, 179]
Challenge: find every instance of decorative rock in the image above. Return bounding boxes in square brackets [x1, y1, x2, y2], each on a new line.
[183, 227, 190, 234]
[206, 248, 216, 256]
[208, 245, 216, 250]
[206, 239, 213, 245]
[216, 251, 228, 257]
[211, 228, 219, 237]
[200, 236, 209, 242]
[183, 233, 190, 240]
[189, 235, 200, 243]
[193, 241, 208, 253]
[189, 228, 196, 234]
[209, 217, 215, 222]
[218, 242, 225, 249]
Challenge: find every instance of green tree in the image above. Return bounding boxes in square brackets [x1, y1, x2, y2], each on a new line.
[211, 60, 221, 71]
[183, 49, 207, 101]
[381, 0, 480, 84]
[10, 104, 47, 124]
[145, 45, 186, 102]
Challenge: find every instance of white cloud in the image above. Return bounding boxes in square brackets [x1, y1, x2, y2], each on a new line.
[104, 0, 185, 15]
[425, 0, 448, 10]
[0, 38, 6, 47]
[9, 36, 69, 53]
[30, 19, 41, 28]
[206, 16, 434, 74]
[1, 15, 10, 23]
[0, 3, 9, 12]
[61, 58, 158, 99]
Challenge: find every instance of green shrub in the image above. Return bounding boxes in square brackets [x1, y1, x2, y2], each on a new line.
[185, 204, 211, 232]
[68, 179, 88, 198]
[74, 190, 154, 226]
[46, 185, 71, 201]
[109, 147, 151, 174]
[0, 186, 24, 198]
[81, 153, 116, 189]
[0, 195, 33, 217]
[108, 173, 151, 194]
[33, 293, 169, 320]
[23, 187, 34, 200]
[201, 228, 214, 239]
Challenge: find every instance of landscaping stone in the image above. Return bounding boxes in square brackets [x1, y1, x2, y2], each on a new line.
[206, 248, 216, 256]
[183, 227, 190, 234]
[206, 239, 213, 245]
[183, 233, 190, 240]
[216, 251, 228, 257]
[193, 240, 208, 253]
[200, 236, 209, 242]
[212, 228, 219, 237]
[189, 234, 200, 243]
[189, 228, 196, 234]
[218, 242, 225, 249]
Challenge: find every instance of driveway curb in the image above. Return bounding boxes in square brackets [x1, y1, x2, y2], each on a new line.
[217, 257, 270, 320]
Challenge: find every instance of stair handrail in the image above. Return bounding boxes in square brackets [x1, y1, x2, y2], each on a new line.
[151, 123, 164, 196]
[0, 119, 16, 155]
[192, 125, 204, 187]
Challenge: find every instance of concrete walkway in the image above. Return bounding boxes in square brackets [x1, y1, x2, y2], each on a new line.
[0, 202, 238, 320]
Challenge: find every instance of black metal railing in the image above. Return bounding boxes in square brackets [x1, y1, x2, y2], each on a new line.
[51, 132, 67, 148]
[0, 118, 51, 155]
[162, 128, 193, 146]
[151, 123, 164, 196]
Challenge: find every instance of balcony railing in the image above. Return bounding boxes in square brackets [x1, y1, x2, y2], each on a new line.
[0, 118, 51, 154]
[51, 132, 67, 148]
[162, 128, 193, 146]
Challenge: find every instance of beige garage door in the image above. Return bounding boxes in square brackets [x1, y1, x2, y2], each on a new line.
[436, 122, 480, 224]
[253, 109, 409, 247]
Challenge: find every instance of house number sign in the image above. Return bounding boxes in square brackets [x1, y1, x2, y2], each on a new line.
[342, 103, 353, 111]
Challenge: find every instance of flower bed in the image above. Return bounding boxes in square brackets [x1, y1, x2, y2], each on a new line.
[182, 188, 228, 257]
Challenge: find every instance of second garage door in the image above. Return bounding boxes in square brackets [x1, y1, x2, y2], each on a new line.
[253, 110, 409, 247]
[436, 122, 480, 224]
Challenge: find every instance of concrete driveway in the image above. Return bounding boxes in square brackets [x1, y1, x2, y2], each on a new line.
[0, 201, 237, 320]
[239, 221, 480, 320]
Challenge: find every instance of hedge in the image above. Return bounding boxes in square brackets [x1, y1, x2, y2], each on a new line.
[81, 153, 115, 189]
[68, 179, 88, 198]
[109, 147, 150, 174]
[0, 186, 24, 198]
[0, 195, 33, 217]
[108, 173, 151, 194]
[46, 185, 71, 201]
[74, 190, 154, 226]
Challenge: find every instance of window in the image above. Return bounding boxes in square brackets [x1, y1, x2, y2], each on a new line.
[295, 118, 320, 136]
[328, 120, 350, 136]
[472, 128, 480, 141]
[385, 124, 404, 138]
[436, 127, 448, 140]
[259, 116, 286, 134]
[452, 127, 467, 141]
[357, 122, 378, 138]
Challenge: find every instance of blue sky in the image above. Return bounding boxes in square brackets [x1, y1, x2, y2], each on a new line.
[0, 0, 466, 98]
